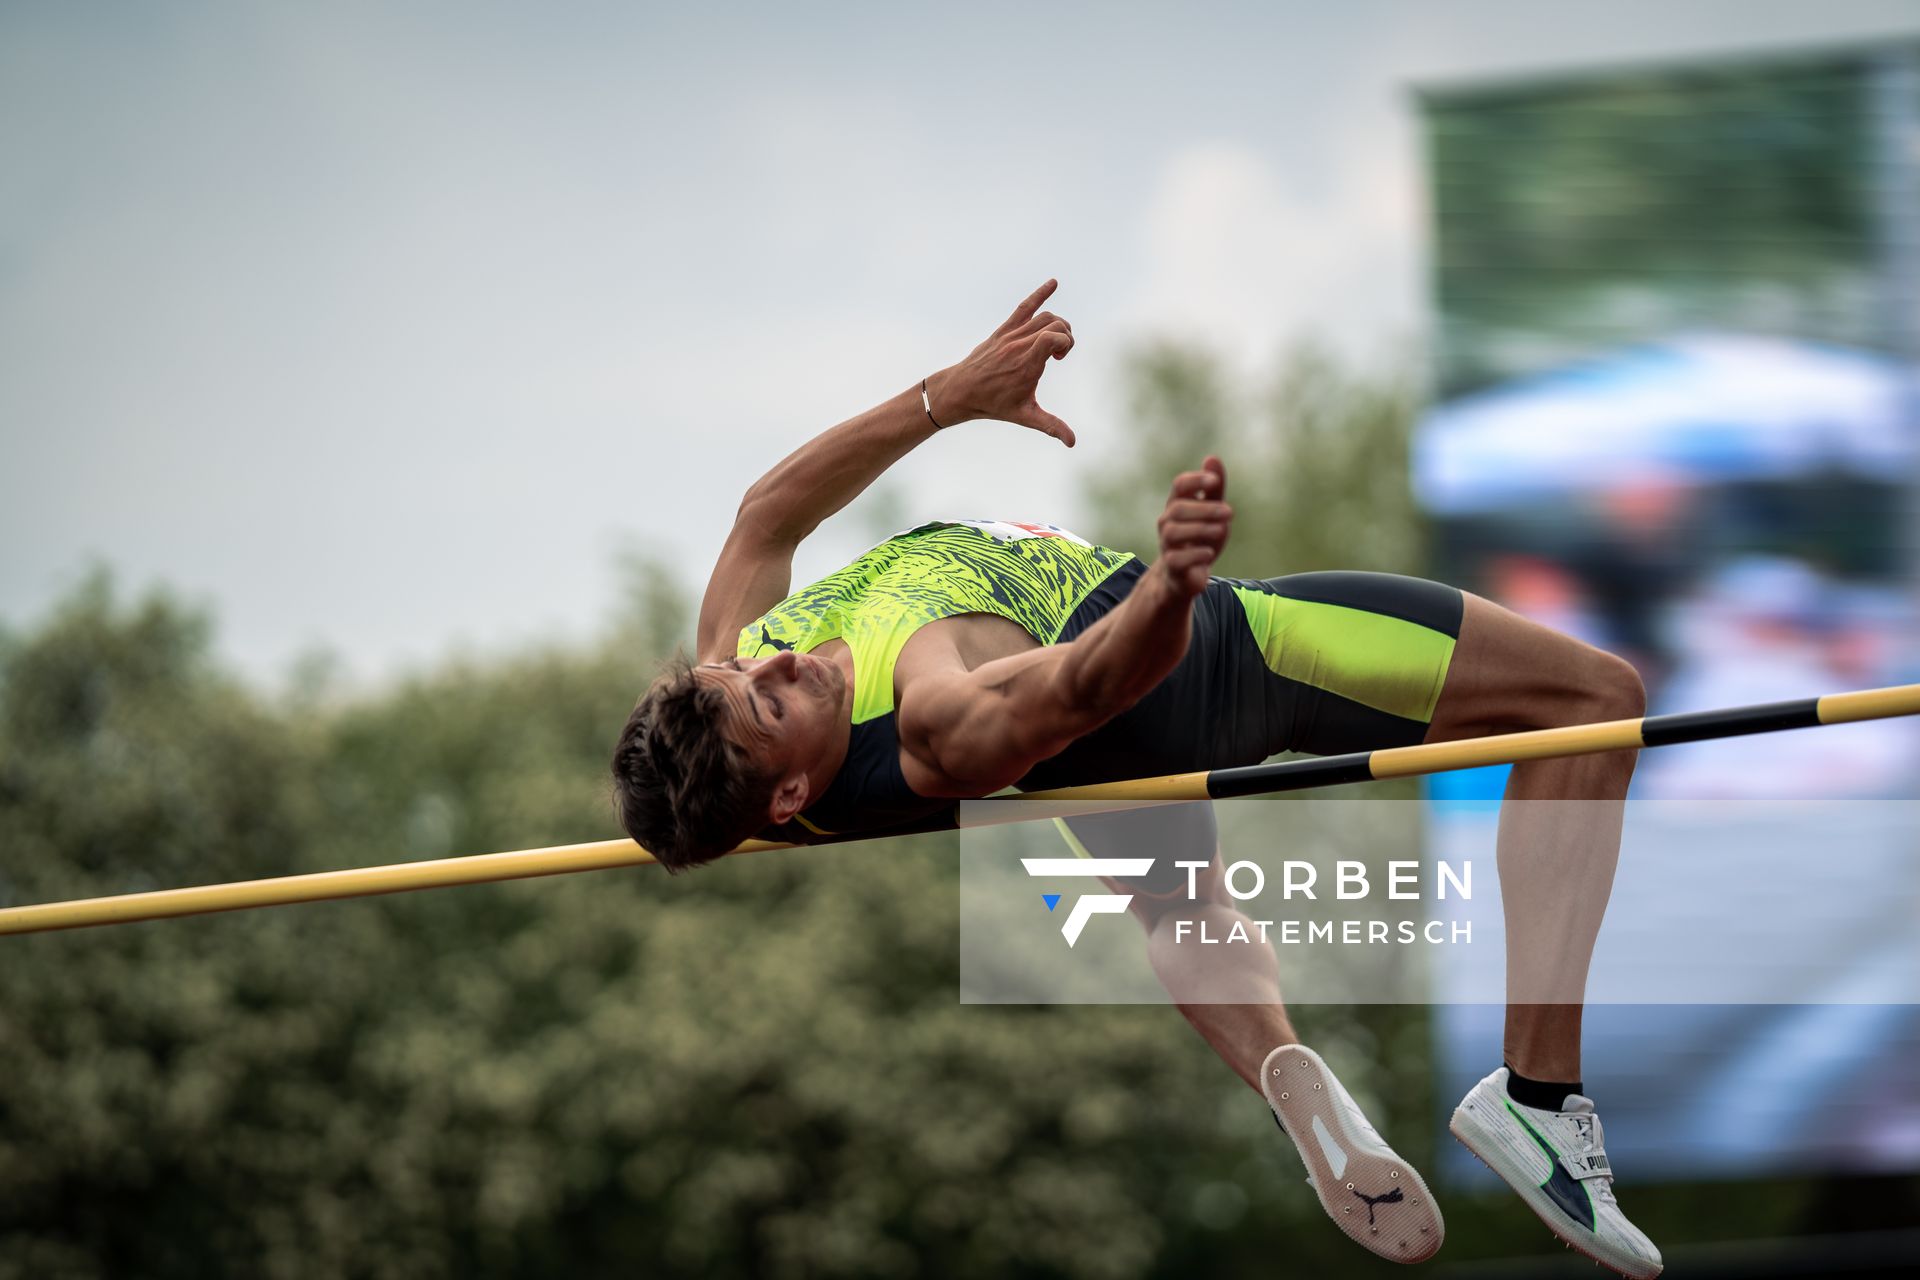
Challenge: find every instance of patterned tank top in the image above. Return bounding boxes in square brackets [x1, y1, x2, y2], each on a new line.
[736, 520, 1134, 841]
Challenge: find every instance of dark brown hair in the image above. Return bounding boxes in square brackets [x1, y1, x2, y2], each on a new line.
[610, 656, 775, 872]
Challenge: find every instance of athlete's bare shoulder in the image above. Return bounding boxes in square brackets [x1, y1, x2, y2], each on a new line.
[892, 614, 1044, 796]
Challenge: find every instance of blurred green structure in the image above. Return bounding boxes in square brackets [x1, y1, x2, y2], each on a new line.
[1412, 37, 1920, 1277]
[1421, 42, 1920, 396]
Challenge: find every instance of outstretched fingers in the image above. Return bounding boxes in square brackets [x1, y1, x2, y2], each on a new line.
[995, 279, 1059, 337]
[1012, 400, 1076, 447]
[1006, 328, 1075, 445]
[953, 278, 1075, 444]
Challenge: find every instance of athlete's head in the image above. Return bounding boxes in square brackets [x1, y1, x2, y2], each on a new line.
[610, 649, 848, 871]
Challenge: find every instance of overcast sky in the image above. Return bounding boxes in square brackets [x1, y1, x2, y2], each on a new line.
[5, 1, 1918, 690]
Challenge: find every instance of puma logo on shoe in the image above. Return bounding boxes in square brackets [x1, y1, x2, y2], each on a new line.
[1351, 1186, 1404, 1226]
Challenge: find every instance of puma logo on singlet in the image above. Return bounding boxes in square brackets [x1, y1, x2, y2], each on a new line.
[760, 626, 794, 652]
[1351, 1186, 1404, 1227]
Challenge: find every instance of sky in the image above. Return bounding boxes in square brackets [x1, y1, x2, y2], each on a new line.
[5, 1, 1919, 691]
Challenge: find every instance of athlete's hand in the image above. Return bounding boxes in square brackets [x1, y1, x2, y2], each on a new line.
[924, 279, 1076, 446]
[1155, 457, 1231, 597]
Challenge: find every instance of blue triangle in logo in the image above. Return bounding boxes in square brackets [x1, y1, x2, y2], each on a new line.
[1042, 894, 1061, 912]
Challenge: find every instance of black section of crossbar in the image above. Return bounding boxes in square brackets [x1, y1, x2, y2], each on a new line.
[1207, 753, 1377, 798]
[1640, 697, 1822, 748]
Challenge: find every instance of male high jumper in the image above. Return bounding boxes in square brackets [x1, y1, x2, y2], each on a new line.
[611, 282, 1660, 1277]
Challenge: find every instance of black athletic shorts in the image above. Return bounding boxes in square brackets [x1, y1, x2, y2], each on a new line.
[1024, 563, 1464, 897]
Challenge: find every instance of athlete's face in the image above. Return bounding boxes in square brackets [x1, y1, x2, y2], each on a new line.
[694, 650, 848, 818]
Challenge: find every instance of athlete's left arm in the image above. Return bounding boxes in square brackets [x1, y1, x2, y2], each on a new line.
[695, 281, 1076, 662]
[900, 461, 1232, 796]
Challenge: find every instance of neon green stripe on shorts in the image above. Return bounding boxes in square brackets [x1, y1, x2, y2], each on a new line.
[1230, 585, 1457, 725]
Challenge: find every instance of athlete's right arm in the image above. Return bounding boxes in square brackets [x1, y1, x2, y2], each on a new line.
[694, 281, 1077, 661]
[900, 460, 1233, 795]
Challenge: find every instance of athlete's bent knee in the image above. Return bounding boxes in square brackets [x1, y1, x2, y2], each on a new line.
[1586, 650, 1646, 722]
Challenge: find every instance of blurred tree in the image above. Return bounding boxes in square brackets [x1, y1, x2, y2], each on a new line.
[1082, 341, 1425, 578]
[0, 552, 1318, 1279]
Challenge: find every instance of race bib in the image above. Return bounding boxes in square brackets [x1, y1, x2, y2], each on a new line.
[950, 519, 1093, 547]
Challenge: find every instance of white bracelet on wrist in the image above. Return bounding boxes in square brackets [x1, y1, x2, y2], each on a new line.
[921, 377, 944, 430]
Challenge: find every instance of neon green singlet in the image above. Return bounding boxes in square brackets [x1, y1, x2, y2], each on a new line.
[736, 520, 1133, 725]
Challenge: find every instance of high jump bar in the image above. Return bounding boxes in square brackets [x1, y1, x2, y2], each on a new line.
[2, 683, 1916, 937]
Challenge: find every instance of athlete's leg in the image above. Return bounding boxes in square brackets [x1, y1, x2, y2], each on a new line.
[1058, 805, 1297, 1092]
[1062, 804, 1443, 1263]
[1134, 856, 1300, 1091]
[1222, 573, 1646, 1270]
[1423, 592, 1646, 1083]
